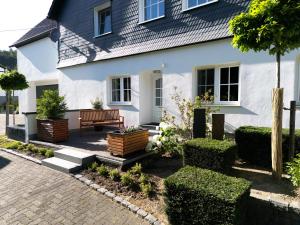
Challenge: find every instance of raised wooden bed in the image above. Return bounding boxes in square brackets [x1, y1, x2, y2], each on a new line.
[37, 119, 69, 143]
[107, 129, 149, 157]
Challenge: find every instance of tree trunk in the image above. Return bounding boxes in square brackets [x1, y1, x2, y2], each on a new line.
[272, 53, 283, 180]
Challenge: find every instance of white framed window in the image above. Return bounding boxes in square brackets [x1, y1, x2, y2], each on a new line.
[139, 0, 165, 23]
[183, 0, 218, 11]
[155, 78, 163, 107]
[111, 77, 131, 103]
[94, 2, 112, 37]
[196, 65, 240, 104]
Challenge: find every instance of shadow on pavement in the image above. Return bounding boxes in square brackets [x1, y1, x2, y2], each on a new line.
[0, 156, 11, 169]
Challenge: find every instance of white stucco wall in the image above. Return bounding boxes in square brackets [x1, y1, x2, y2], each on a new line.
[18, 37, 300, 132]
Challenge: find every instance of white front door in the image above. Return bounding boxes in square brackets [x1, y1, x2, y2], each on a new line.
[152, 74, 163, 123]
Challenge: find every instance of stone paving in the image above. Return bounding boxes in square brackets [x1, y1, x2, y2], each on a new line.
[0, 151, 149, 225]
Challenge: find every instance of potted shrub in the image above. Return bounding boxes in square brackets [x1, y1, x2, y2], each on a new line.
[107, 127, 149, 157]
[36, 90, 68, 143]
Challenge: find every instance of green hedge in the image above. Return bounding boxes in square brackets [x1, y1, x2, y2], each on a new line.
[184, 138, 236, 172]
[164, 166, 251, 225]
[235, 126, 300, 168]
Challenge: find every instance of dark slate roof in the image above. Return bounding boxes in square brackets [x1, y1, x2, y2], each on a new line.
[11, 18, 57, 48]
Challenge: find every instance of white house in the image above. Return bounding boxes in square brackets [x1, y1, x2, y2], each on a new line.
[11, 0, 300, 140]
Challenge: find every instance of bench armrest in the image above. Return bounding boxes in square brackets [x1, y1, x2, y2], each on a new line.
[119, 116, 124, 122]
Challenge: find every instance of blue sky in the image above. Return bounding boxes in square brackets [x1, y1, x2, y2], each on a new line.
[0, 0, 53, 50]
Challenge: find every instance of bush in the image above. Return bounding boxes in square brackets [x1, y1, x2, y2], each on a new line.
[164, 166, 251, 225]
[286, 153, 300, 187]
[88, 162, 98, 171]
[235, 126, 300, 168]
[139, 173, 149, 184]
[38, 148, 47, 156]
[45, 149, 54, 158]
[140, 183, 153, 197]
[4, 141, 22, 150]
[184, 138, 236, 172]
[97, 165, 109, 177]
[109, 169, 121, 181]
[121, 172, 135, 187]
[129, 163, 142, 175]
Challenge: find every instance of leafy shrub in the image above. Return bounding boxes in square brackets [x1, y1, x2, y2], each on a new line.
[91, 97, 103, 110]
[45, 149, 54, 158]
[109, 169, 121, 181]
[164, 166, 251, 225]
[184, 138, 236, 172]
[140, 183, 153, 197]
[37, 90, 68, 119]
[4, 141, 22, 150]
[121, 172, 135, 187]
[286, 154, 300, 187]
[235, 126, 300, 168]
[17, 144, 26, 151]
[38, 148, 47, 156]
[139, 173, 149, 184]
[97, 165, 109, 177]
[88, 162, 99, 171]
[129, 163, 142, 175]
[26, 144, 35, 152]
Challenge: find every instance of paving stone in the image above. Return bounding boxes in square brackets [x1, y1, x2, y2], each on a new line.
[114, 196, 123, 203]
[137, 209, 148, 218]
[128, 204, 140, 213]
[90, 184, 101, 190]
[0, 151, 149, 225]
[145, 214, 158, 224]
[121, 200, 130, 207]
[105, 191, 116, 199]
[97, 188, 108, 194]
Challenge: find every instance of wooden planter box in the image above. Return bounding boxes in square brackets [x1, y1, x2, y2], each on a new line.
[107, 129, 149, 157]
[37, 119, 69, 143]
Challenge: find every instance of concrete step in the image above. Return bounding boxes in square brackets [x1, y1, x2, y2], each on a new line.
[42, 157, 81, 174]
[54, 148, 95, 166]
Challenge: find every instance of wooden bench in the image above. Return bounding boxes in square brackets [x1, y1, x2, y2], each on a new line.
[79, 109, 124, 135]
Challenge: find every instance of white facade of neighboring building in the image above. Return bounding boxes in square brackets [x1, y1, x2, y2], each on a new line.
[17, 36, 300, 134]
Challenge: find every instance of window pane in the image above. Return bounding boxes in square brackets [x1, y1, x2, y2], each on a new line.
[124, 90, 131, 102]
[145, 0, 151, 6]
[206, 85, 214, 95]
[220, 85, 229, 101]
[206, 69, 214, 85]
[221, 68, 229, 84]
[230, 67, 239, 83]
[112, 90, 120, 102]
[198, 70, 206, 85]
[198, 0, 207, 4]
[156, 79, 162, 88]
[104, 10, 111, 33]
[230, 85, 239, 101]
[156, 98, 161, 106]
[151, 4, 158, 18]
[152, 0, 159, 4]
[145, 6, 151, 20]
[112, 79, 120, 90]
[198, 86, 205, 96]
[188, 0, 197, 7]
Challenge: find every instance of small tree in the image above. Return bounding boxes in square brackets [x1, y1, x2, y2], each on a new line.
[0, 70, 29, 129]
[230, 0, 300, 179]
[37, 90, 68, 120]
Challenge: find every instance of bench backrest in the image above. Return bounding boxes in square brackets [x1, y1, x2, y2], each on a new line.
[80, 109, 120, 122]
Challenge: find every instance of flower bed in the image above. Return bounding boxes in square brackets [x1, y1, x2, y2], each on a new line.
[0, 136, 55, 160]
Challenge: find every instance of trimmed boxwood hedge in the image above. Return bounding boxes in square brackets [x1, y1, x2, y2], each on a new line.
[184, 138, 236, 172]
[235, 126, 300, 168]
[164, 166, 251, 225]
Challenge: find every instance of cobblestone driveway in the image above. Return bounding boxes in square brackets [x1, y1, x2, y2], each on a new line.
[0, 151, 149, 225]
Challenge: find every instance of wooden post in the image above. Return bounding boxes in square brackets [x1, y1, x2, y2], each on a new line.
[212, 114, 225, 140]
[193, 108, 206, 138]
[5, 91, 9, 135]
[289, 101, 296, 160]
[272, 88, 283, 180]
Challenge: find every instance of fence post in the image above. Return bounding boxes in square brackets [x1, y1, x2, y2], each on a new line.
[289, 101, 296, 160]
[212, 114, 225, 140]
[193, 108, 206, 138]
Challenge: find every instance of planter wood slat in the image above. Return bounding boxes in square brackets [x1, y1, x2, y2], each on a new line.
[107, 130, 149, 157]
[37, 119, 69, 143]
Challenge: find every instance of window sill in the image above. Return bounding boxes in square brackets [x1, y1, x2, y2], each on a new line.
[94, 32, 112, 38]
[139, 15, 165, 25]
[204, 102, 241, 107]
[182, 0, 218, 12]
[108, 102, 133, 106]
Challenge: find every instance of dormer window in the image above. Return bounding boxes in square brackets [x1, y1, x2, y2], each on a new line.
[94, 2, 112, 37]
[139, 0, 165, 23]
[183, 0, 218, 11]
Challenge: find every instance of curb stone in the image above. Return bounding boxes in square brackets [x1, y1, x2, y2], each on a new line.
[73, 174, 161, 225]
[0, 148, 42, 165]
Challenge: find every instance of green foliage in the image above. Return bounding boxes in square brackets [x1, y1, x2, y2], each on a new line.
[129, 163, 142, 175]
[0, 70, 29, 91]
[88, 162, 99, 171]
[235, 126, 300, 168]
[97, 164, 109, 177]
[184, 138, 236, 172]
[120, 172, 135, 187]
[119, 126, 141, 134]
[4, 141, 22, 149]
[0, 50, 17, 70]
[38, 148, 47, 156]
[91, 97, 103, 110]
[109, 169, 121, 181]
[164, 166, 251, 225]
[140, 183, 153, 197]
[37, 90, 68, 119]
[230, 0, 300, 56]
[138, 173, 149, 184]
[286, 154, 300, 187]
[45, 149, 54, 158]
